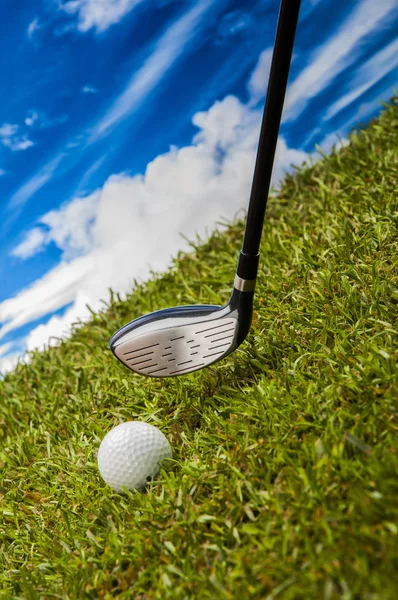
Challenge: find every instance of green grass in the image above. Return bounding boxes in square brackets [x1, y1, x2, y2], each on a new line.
[1, 98, 398, 599]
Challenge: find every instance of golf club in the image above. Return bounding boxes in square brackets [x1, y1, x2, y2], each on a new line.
[110, 0, 301, 377]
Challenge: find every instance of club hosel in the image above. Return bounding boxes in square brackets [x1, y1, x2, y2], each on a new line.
[228, 286, 254, 344]
[229, 251, 259, 343]
[236, 251, 260, 281]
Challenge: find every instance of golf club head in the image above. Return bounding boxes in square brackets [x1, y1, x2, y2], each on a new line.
[108, 0, 301, 377]
[109, 287, 254, 377]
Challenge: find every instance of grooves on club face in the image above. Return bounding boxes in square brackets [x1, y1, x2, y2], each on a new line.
[109, 288, 254, 377]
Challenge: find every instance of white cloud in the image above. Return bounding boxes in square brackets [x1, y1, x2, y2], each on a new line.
[0, 123, 34, 152]
[0, 124, 19, 137]
[3, 93, 307, 351]
[12, 192, 100, 260]
[247, 49, 272, 104]
[0, 353, 20, 376]
[192, 95, 247, 147]
[40, 192, 101, 258]
[60, 0, 146, 33]
[27, 17, 41, 38]
[0, 342, 25, 376]
[25, 111, 39, 127]
[92, 0, 215, 139]
[2, 137, 34, 152]
[12, 228, 47, 259]
[0, 168, 6, 177]
[284, 0, 397, 122]
[82, 85, 98, 94]
[26, 292, 92, 352]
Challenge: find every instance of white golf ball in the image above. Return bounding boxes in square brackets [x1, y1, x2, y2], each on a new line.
[97, 421, 172, 492]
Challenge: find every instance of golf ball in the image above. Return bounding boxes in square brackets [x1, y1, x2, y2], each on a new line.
[97, 421, 172, 492]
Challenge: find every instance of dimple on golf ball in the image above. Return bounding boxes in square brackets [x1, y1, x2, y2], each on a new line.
[97, 421, 172, 492]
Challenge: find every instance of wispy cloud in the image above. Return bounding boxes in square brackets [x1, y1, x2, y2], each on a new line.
[91, 0, 216, 140]
[27, 17, 41, 39]
[6, 0, 219, 223]
[9, 153, 66, 210]
[11, 228, 47, 259]
[0, 342, 12, 357]
[25, 109, 68, 129]
[0, 254, 93, 342]
[82, 85, 98, 94]
[217, 9, 252, 40]
[74, 155, 108, 194]
[284, 0, 397, 122]
[60, 0, 145, 33]
[324, 37, 398, 122]
[342, 81, 397, 132]
[247, 49, 272, 105]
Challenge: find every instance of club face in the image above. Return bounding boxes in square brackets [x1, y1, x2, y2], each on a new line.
[109, 303, 239, 377]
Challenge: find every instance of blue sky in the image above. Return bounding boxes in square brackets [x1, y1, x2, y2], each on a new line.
[0, 0, 397, 373]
